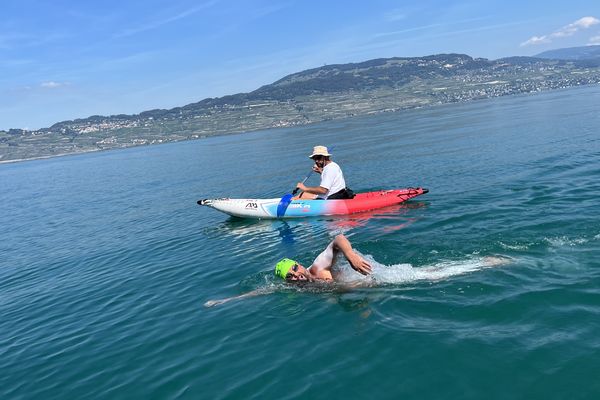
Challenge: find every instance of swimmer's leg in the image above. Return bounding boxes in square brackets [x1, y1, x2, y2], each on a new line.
[483, 256, 512, 267]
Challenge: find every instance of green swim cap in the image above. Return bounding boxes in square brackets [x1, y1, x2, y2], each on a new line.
[274, 258, 297, 279]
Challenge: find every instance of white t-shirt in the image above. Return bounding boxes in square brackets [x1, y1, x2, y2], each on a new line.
[318, 161, 346, 199]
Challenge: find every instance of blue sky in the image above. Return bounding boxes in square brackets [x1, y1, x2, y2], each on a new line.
[1, 0, 598, 130]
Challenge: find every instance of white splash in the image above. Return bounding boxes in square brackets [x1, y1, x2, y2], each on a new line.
[499, 241, 531, 250]
[335, 254, 511, 285]
[544, 236, 588, 247]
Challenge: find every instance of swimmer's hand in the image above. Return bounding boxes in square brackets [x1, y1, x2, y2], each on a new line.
[204, 299, 229, 308]
[333, 234, 372, 276]
[204, 288, 271, 308]
[348, 252, 372, 276]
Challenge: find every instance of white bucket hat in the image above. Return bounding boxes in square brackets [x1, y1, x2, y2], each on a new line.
[309, 145, 332, 159]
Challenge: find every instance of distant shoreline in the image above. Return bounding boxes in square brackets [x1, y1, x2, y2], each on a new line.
[0, 149, 104, 165]
[2, 83, 599, 165]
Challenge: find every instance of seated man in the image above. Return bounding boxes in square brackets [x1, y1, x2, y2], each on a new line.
[296, 145, 354, 200]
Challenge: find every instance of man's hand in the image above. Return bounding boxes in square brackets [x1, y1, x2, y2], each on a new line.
[348, 252, 372, 276]
[333, 234, 372, 276]
[296, 182, 307, 192]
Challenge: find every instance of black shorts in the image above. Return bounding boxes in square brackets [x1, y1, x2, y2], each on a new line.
[327, 187, 355, 200]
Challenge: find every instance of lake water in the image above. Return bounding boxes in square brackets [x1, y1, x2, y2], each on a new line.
[1, 85, 600, 399]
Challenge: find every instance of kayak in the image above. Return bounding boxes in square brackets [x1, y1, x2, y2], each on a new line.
[197, 188, 428, 219]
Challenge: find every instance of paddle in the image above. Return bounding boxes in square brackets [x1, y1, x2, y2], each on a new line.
[276, 170, 313, 218]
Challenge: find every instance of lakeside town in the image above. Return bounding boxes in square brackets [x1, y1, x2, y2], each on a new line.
[2, 52, 600, 163]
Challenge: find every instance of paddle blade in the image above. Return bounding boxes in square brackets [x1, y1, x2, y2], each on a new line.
[276, 194, 293, 218]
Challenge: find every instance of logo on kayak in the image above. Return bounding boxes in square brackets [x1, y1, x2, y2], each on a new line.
[245, 202, 258, 209]
[288, 203, 311, 209]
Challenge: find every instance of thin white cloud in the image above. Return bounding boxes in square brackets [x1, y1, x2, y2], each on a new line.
[0, 58, 33, 68]
[94, 51, 157, 71]
[374, 16, 492, 39]
[114, 1, 219, 38]
[0, 31, 69, 50]
[521, 35, 551, 46]
[551, 16, 600, 38]
[572, 16, 600, 29]
[40, 81, 67, 89]
[384, 9, 407, 22]
[436, 20, 535, 39]
[589, 35, 600, 45]
[374, 23, 444, 39]
[521, 16, 600, 46]
[249, 3, 292, 20]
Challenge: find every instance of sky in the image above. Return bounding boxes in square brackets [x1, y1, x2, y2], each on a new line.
[1, 0, 599, 130]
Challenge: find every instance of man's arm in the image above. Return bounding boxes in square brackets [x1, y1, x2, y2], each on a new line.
[204, 288, 273, 308]
[296, 182, 328, 195]
[296, 163, 327, 195]
[332, 234, 372, 275]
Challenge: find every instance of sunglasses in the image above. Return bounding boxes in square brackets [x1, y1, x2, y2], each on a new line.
[285, 263, 300, 280]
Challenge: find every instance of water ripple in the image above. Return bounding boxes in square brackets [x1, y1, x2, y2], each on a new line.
[2, 86, 600, 398]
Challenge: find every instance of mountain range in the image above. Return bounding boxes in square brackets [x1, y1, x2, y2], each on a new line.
[535, 44, 600, 61]
[2, 46, 600, 163]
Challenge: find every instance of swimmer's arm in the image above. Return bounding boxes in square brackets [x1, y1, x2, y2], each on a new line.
[333, 234, 372, 275]
[204, 288, 273, 308]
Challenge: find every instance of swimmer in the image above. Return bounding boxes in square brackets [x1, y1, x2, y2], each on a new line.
[204, 234, 370, 307]
[204, 236, 513, 308]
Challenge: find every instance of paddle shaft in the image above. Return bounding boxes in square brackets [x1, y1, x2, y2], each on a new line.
[278, 171, 313, 217]
[292, 170, 313, 195]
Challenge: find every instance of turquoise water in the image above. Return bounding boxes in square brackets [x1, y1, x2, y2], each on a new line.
[2, 86, 600, 399]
